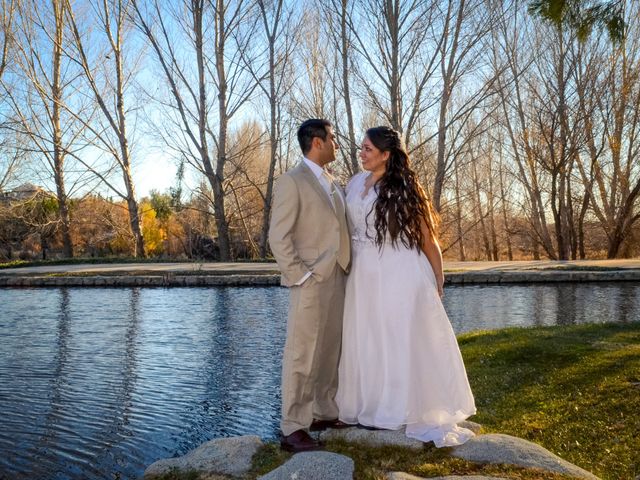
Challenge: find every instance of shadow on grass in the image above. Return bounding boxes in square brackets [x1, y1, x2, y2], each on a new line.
[460, 323, 640, 480]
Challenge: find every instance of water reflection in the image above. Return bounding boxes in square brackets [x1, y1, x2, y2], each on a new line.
[25, 289, 71, 479]
[0, 283, 637, 480]
[99, 288, 141, 479]
[442, 283, 640, 333]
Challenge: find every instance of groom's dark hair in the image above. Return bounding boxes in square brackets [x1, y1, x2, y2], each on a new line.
[297, 119, 332, 155]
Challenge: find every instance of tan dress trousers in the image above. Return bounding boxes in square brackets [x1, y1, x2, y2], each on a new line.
[280, 265, 346, 435]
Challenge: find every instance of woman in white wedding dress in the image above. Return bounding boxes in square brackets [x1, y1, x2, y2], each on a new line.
[336, 126, 476, 447]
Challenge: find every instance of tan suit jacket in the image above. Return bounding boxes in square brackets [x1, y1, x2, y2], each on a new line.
[268, 160, 351, 434]
[269, 161, 349, 285]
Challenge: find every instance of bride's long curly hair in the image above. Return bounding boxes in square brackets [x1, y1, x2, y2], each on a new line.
[365, 126, 439, 250]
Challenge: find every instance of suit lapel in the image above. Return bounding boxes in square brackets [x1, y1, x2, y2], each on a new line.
[298, 161, 336, 213]
[332, 181, 347, 206]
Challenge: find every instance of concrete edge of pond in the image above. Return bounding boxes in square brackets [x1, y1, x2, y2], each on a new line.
[1, 269, 640, 287]
[0, 274, 281, 287]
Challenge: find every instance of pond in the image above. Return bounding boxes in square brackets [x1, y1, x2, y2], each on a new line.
[1, 283, 638, 480]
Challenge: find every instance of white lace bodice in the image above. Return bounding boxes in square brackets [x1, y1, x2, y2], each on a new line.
[345, 172, 389, 246]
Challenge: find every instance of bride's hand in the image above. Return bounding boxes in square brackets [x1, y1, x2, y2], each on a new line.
[437, 278, 444, 298]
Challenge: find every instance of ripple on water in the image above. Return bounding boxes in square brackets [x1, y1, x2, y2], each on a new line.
[0, 283, 637, 479]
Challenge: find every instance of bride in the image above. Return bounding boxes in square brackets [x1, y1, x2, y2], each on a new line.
[336, 126, 476, 447]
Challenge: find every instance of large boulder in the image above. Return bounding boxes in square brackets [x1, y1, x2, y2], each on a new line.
[320, 422, 482, 450]
[320, 426, 424, 450]
[457, 421, 483, 435]
[258, 451, 354, 480]
[450, 434, 599, 480]
[143, 435, 263, 479]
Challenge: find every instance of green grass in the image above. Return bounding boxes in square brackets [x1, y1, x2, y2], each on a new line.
[247, 440, 579, 479]
[458, 323, 640, 480]
[248, 323, 639, 480]
[147, 469, 201, 480]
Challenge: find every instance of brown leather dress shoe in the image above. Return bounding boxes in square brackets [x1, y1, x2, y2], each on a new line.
[309, 418, 352, 432]
[280, 429, 324, 452]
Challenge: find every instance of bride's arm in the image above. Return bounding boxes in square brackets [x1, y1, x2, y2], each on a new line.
[420, 217, 444, 298]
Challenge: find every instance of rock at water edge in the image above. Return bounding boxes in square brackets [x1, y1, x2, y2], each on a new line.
[258, 451, 354, 480]
[144, 435, 263, 479]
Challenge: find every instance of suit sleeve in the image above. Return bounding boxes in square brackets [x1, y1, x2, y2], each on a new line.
[268, 174, 310, 285]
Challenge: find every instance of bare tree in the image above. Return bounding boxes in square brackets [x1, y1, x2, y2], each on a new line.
[322, 0, 358, 175]
[574, 2, 640, 257]
[344, 0, 504, 212]
[0, 0, 17, 80]
[430, 0, 506, 212]
[348, 0, 440, 138]
[469, 145, 492, 260]
[211, 0, 260, 260]
[248, 0, 299, 258]
[64, 0, 145, 256]
[50, 0, 72, 256]
[452, 150, 466, 260]
[529, 24, 581, 260]
[289, 9, 332, 121]
[133, 0, 257, 260]
[496, 138, 514, 260]
[223, 120, 268, 257]
[3, 0, 85, 257]
[492, 2, 557, 258]
[486, 148, 500, 260]
[0, 142, 24, 192]
[0, 0, 20, 191]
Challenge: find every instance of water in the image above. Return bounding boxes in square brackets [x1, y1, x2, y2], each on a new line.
[0, 283, 638, 480]
[444, 282, 640, 332]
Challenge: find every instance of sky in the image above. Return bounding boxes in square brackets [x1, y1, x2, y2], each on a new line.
[132, 154, 177, 199]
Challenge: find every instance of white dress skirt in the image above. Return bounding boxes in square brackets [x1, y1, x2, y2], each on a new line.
[336, 172, 476, 447]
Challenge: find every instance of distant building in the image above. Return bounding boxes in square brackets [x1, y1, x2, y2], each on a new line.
[0, 183, 46, 203]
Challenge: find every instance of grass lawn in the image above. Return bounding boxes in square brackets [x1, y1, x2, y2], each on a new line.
[247, 323, 640, 480]
[460, 322, 639, 480]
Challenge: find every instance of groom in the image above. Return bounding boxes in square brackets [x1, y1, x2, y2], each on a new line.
[268, 119, 352, 452]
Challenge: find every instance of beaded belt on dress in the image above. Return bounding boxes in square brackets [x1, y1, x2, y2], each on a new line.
[351, 236, 393, 246]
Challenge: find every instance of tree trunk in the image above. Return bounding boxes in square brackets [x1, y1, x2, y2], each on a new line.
[433, 0, 465, 212]
[385, 0, 401, 131]
[340, 0, 358, 174]
[213, 0, 232, 260]
[498, 146, 513, 260]
[554, 27, 571, 260]
[487, 153, 499, 261]
[532, 237, 540, 260]
[114, 6, 144, 257]
[472, 155, 491, 260]
[578, 191, 589, 259]
[454, 154, 465, 261]
[258, 0, 284, 258]
[65, 0, 145, 257]
[52, 0, 72, 258]
[258, 68, 277, 258]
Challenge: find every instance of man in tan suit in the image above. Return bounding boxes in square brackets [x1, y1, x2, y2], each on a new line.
[269, 119, 351, 452]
